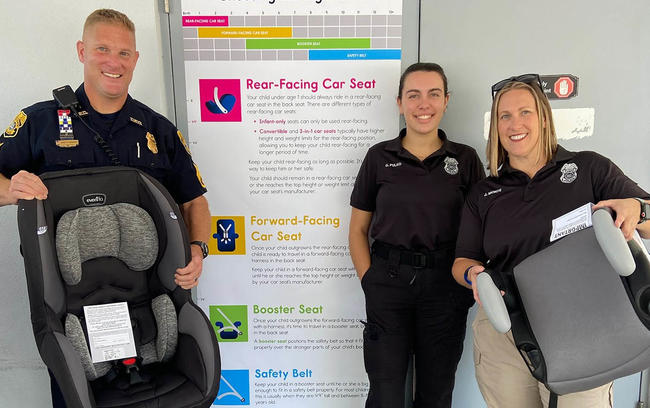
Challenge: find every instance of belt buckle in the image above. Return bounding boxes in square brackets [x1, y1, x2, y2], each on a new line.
[412, 252, 427, 269]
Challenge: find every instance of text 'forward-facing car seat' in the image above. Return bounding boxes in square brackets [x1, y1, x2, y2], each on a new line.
[477, 208, 650, 406]
[17, 166, 220, 408]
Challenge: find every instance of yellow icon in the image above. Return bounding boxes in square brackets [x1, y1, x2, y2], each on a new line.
[209, 216, 246, 255]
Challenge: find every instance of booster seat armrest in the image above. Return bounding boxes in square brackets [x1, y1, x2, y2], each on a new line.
[476, 271, 511, 333]
[592, 208, 636, 276]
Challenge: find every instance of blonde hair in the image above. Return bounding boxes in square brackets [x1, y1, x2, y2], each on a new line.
[486, 81, 557, 176]
[83, 9, 135, 37]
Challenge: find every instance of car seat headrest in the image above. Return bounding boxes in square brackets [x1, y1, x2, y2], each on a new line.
[56, 203, 159, 285]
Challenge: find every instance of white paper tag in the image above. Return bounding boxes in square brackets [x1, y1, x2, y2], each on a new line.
[83, 302, 137, 363]
[550, 202, 594, 242]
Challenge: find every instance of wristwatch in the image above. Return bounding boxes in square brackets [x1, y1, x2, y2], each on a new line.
[634, 198, 649, 224]
[190, 240, 209, 258]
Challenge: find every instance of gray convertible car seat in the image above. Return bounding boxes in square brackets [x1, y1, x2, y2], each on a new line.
[18, 166, 220, 408]
[478, 208, 650, 405]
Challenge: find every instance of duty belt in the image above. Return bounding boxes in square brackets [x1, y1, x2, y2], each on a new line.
[371, 240, 453, 269]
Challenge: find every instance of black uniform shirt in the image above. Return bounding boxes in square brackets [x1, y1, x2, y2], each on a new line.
[0, 85, 206, 204]
[350, 128, 485, 250]
[456, 145, 649, 276]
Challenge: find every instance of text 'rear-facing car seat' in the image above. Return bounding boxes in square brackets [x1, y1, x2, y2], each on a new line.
[17, 166, 220, 408]
[477, 208, 650, 404]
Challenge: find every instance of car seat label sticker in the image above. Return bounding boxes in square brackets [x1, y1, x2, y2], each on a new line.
[84, 302, 137, 363]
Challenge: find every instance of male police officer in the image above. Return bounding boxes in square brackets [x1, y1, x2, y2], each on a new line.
[0, 9, 211, 407]
[0, 9, 210, 290]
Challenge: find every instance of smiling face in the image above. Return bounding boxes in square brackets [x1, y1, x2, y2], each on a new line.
[76, 22, 139, 112]
[496, 88, 543, 167]
[397, 70, 449, 138]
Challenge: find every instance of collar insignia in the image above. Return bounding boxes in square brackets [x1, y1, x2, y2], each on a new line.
[146, 132, 158, 154]
[55, 109, 79, 148]
[130, 117, 143, 126]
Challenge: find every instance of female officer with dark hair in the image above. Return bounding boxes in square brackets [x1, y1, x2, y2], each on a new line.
[452, 74, 650, 407]
[348, 62, 485, 408]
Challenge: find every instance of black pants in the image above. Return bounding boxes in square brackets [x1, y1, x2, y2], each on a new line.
[361, 252, 473, 408]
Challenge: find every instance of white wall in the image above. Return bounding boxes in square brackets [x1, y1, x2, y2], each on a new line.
[0, 1, 168, 406]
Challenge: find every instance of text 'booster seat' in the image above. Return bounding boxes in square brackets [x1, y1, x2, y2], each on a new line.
[478, 208, 650, 403]
[17, 166, 220, 408]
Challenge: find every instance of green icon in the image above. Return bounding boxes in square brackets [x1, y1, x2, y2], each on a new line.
[210, 305, 248, 342]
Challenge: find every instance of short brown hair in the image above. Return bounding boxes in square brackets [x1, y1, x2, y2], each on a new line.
[486, 81, 557, 176]
[83, 9, 135, 37]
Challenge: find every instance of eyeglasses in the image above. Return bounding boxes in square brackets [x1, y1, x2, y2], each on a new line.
[491, 74, 543, 99]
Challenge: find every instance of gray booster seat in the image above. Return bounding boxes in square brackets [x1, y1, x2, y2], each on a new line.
[18, 166, 220, 408]
[478, 208, 650, 396]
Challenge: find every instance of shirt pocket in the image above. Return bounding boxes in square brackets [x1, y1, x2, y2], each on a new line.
[126, 139, 171, 176]
[43, 145, 95, 169]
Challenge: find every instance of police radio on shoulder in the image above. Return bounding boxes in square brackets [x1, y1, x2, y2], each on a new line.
[53, 85, 83, 111]
[52, 85, 121, 166]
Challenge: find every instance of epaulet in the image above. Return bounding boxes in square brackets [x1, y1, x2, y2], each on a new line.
[22, 99, 58, 115]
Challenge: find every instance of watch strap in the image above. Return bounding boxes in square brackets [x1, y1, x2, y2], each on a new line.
[634, 198, 649, 224]
[190, 240, 209, 258]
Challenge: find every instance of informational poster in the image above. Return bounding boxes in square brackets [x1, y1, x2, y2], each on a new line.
[180, 1, 402, 406]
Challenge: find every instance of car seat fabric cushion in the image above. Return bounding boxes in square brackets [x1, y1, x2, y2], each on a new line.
[57, 202, 178, 381]
[56, 203, 158, 286]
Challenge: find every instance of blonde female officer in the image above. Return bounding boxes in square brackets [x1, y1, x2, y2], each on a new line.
[453, 74, 650, 408]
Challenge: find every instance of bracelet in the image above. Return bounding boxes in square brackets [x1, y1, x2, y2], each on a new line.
[463, 265, 474, 286]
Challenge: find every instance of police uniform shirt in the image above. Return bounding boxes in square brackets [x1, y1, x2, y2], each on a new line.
[0, 85, 206, 204]
[455, 145, 650, 276]
[350, 128, 485, 250]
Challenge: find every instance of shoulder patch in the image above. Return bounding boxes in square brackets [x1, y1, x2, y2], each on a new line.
[194, 163, 206, 188]
[4, 111, 27, 137]
[177, 130, 192, 155]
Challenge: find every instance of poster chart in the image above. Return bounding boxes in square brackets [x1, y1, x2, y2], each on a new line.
[180, 0, 402, 406]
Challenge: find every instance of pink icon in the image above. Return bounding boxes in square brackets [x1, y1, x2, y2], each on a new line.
[199, 79, 242, 122]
